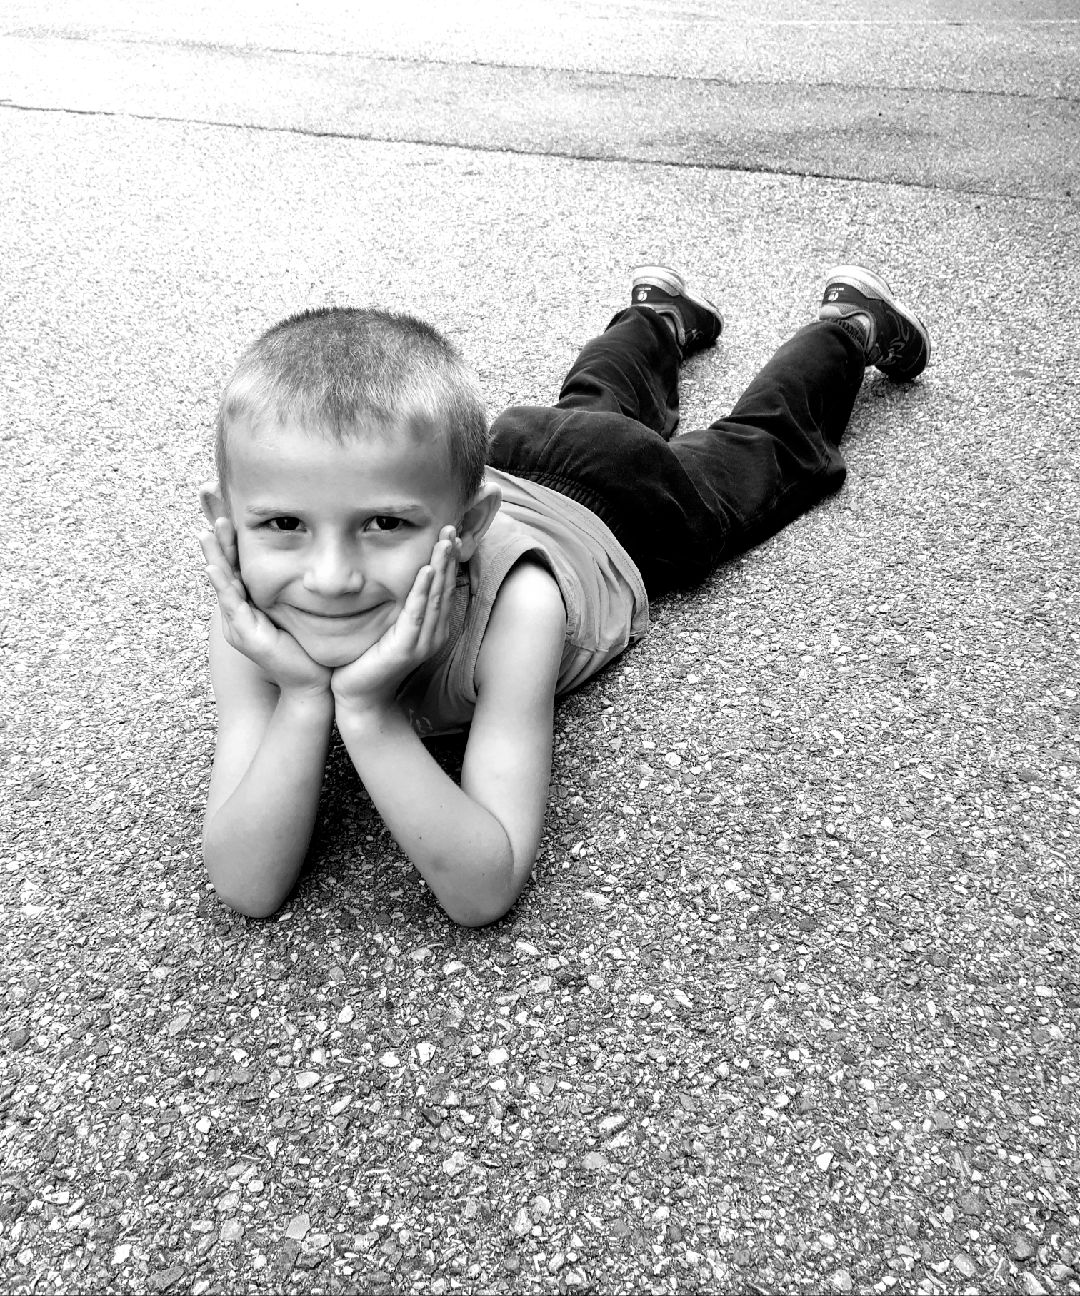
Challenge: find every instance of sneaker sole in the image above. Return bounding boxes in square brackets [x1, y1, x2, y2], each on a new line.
[631, 264, 724, 337]
[824, 263, 931, 378]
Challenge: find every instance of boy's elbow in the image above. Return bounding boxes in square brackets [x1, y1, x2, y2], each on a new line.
[444, 899, 510, 929]
[212, 883, 283, 921]
[202, 842, 291, 920]
[436, 850, 532, 928]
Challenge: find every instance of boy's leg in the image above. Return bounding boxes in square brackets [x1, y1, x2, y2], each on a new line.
[488, 267, 724, 541]
[555, 306, 682, 439]
[667, 319, 863, 560]
[668, 264, 932, 566]
[555, 267, 725, 439]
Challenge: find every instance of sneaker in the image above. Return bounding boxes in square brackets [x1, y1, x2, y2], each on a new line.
[819, 264, 931, 381]
[630, 265, 723, 359]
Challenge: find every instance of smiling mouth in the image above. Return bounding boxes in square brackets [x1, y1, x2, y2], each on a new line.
[293, 605, 385, 623]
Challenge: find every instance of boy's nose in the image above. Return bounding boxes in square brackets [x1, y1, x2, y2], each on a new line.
[303, 544, 364, 596]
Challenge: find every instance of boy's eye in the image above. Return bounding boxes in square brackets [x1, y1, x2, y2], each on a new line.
[366, 515, 407, 533]
[265, 516, 303, 533]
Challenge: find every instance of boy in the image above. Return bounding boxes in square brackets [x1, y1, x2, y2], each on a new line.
[199, 265, 930, 926]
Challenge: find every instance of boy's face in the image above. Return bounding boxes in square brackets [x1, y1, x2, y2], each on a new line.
[218, 416, 470, 669]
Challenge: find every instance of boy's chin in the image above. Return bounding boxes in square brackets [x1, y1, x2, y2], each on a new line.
[293, 630, 381, 671]
[304, 641, 371, 670]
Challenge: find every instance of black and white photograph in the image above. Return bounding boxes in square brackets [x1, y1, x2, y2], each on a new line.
[2, 2, 1077, 1292]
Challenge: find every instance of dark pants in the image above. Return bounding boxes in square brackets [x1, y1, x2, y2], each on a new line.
[488, 307, 866, 593]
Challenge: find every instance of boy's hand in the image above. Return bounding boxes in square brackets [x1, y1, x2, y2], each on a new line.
[331, 527, 460, 718]
[200, 518, 331, 697]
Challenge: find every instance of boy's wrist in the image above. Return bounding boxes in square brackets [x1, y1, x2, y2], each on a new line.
[333, 693, 404, 736]
[277, 684, 335, 715]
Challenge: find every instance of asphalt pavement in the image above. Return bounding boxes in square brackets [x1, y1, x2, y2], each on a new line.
[2, 3, 1078, 1293]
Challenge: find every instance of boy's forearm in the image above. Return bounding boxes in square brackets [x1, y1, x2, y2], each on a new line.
[203, 690, 334, 917]
[335, 703, 519, 926]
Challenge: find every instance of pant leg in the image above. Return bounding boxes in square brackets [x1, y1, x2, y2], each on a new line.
[488, 306, 687, 539]
[668, 320, 864, 561]
[556, 306, 682, 439]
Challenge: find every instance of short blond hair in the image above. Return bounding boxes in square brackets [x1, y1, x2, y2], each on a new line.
[216, 307, 489, 499]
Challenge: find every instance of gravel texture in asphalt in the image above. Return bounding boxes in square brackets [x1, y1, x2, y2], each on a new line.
[2, 6, 1079, 1294]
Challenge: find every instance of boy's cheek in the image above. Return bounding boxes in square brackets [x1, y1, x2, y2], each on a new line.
[233, 555, 271, 609]
[232, 539, 266, 590]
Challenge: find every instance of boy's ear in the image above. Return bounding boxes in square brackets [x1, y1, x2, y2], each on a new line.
[456, 481, 502, 561]
[199, 481, 228, 526]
